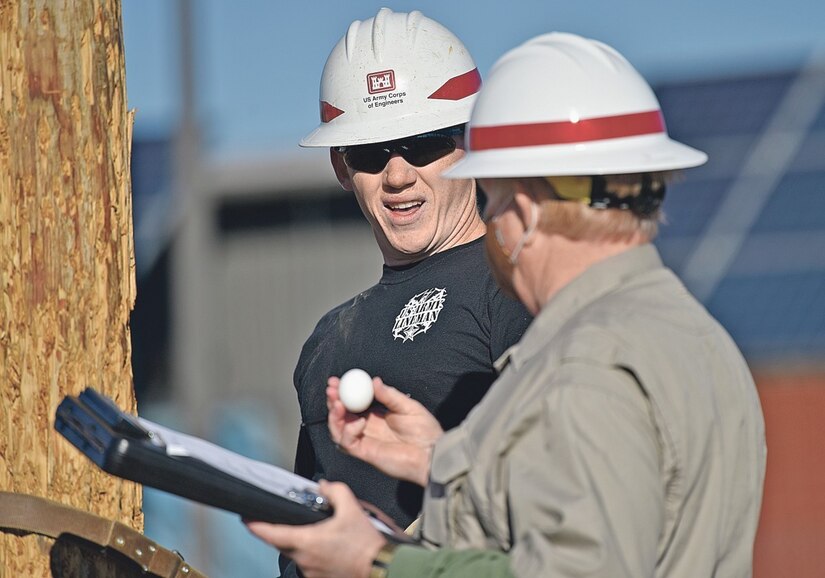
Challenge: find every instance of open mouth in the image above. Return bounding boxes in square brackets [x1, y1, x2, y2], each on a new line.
[385, 201, 424, 214]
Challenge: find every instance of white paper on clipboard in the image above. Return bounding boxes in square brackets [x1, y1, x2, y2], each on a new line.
[136, 417, 396, 536]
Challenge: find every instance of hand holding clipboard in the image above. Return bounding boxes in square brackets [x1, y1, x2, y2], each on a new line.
[55, 388, 412, 542]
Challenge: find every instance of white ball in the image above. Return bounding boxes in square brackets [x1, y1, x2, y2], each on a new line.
[338, 368, 374, 413]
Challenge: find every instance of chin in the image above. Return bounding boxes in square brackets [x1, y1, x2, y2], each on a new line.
[395, 245, 429, 258]
[387, 233, 432, 254]
[385, 242, 433, 264]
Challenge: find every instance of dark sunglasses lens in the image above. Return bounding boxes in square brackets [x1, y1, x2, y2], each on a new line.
[343, 144, 391, 174]
[342, 133, 458, 173]
[400, 135, 457, 167]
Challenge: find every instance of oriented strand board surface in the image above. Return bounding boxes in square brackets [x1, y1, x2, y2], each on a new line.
[0, 0, 141, 575]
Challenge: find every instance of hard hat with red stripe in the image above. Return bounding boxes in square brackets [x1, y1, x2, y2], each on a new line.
[301, 8, 481, 148]
[445, 32, 707, 178]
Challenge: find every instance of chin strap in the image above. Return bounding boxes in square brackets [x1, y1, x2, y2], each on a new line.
[0, 491, 207, 578]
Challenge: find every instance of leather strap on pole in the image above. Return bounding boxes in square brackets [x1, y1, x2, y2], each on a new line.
[0, 492, 207, 578]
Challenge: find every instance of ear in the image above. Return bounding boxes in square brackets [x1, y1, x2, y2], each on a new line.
[511, 182, 539, 232]
[330, 149, 354, 191]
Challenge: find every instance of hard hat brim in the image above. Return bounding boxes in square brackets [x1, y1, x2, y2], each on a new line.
[300, 108, 473, 148]
[443, 134, 708, 178]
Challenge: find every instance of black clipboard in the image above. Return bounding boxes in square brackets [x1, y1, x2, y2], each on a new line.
[55, 388, 411, 541]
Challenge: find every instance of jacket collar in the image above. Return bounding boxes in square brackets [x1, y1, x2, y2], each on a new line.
[495, 244, 664, 372]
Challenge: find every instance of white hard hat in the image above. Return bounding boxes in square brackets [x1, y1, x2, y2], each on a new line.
[301, 8, 481, 148]
[445, 32, 707, 179]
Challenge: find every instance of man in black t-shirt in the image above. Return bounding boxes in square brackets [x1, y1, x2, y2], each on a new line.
[294, 239, 528, 527]
[280, 9, 531, 575]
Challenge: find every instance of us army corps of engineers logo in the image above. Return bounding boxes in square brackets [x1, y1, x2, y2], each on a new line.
[392, 288, 447, 342]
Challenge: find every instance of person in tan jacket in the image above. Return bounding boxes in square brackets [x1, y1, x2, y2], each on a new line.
[246, 32, 767, 578]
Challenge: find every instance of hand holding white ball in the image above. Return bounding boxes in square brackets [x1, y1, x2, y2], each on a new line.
[338, 368, 375, 413]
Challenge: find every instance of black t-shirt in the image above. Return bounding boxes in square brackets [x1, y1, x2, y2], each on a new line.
[292, 238, 532, 526]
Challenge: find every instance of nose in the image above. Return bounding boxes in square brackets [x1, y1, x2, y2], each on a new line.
[383, 154, 417, 190]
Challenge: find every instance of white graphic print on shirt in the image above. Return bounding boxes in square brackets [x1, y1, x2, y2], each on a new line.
[392, 288, 447, 342]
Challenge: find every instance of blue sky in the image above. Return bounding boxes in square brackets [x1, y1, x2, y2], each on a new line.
[122, 0, 825, 157]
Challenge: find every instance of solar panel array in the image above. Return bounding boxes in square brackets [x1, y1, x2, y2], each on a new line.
[656, 66, 825, 362]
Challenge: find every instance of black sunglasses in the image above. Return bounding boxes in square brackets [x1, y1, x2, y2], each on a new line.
[335, 125, 465, 174]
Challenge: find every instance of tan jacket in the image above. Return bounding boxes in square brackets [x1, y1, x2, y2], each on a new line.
[419, 245, 766, 578]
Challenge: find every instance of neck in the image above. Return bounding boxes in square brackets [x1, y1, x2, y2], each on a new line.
[521, 234, 647, 314]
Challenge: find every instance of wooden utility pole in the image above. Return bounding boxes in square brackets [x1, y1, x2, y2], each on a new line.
[0, 0, 141, 575]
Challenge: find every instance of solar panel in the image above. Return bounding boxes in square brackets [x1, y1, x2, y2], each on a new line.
[653, 66, 825, 361]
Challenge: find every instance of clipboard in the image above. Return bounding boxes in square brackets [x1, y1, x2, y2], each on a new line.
[55, 388, 411, 542]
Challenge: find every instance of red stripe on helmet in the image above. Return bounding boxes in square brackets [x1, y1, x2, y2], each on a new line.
[320, 101, 345, 123]
[428, 68, 482, 101]
[470, 110, 665, 150]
